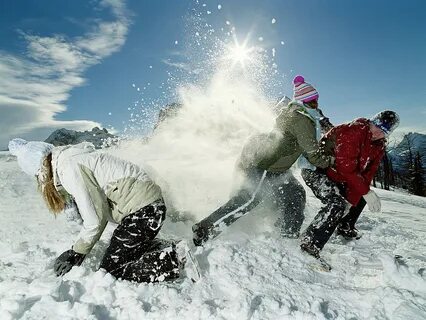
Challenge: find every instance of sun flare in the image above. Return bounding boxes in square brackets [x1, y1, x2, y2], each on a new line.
[224, 35, 255, 68]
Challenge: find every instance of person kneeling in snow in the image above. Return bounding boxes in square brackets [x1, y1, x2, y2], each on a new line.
[192, 75, 334, 245]
[300, 110, 400, 258]
[8, 139, 180, 283]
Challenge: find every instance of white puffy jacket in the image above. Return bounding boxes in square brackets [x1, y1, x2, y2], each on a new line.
[51, 143, 162, 254]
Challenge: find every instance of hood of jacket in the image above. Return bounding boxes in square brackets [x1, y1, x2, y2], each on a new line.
[51, 142, 96, 188]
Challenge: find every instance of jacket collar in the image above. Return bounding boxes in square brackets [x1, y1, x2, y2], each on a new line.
[51, 145, 71, 188]
[289, 100, 322, 140]
[51, 142, 96, 188]
[289, 100, 320, 121]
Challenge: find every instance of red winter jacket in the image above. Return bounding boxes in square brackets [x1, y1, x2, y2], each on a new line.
[325, 118, 385, 206]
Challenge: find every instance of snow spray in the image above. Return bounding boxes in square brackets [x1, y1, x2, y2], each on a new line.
[110, 3, 287, 222]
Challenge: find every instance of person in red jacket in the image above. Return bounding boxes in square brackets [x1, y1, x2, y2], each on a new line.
[300, 110, 400, 258]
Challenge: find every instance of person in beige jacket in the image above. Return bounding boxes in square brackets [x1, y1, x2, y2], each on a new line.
[8, 139, 180, 283]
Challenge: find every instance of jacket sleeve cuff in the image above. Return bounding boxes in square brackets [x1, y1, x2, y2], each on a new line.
[72, 239, 95, 255]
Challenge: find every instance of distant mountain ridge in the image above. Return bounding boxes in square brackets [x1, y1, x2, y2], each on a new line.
[388, 132, 426, 174]
[44, 127, 118, 149]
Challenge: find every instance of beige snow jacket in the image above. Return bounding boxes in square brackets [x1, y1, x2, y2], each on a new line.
[51, 143, 162, 254]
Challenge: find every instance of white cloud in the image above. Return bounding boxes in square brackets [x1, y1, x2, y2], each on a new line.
[162, 59, 202, 75]
[0, 0, 130, 149]
[162, 59, 191, 71]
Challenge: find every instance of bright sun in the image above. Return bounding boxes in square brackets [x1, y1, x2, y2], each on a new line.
[224, 35, 255, 68]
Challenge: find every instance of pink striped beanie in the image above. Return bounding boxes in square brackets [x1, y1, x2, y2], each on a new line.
[293, 75, 319, 103]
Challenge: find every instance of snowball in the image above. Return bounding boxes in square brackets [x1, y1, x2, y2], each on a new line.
[272, 18, 276, 24]
[218, 4, 222, 10]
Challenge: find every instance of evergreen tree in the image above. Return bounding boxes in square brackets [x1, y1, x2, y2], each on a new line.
[409, 151, 425, 196]
[399, 134, 415, 191]
[382, 151, 391, 190]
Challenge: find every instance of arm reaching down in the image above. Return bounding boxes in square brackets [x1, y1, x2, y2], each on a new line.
[54, 249, 86, 276]
[58, 159, 110, 256]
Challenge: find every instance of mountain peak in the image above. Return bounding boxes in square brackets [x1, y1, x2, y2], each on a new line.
[45, 127, 118, 148]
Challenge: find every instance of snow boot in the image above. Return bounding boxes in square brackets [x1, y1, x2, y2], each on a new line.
[300, 242, 321, 259]
[336, 223, 361, 240]
[192, 223, 219, 246]
[300, 242, 332, 271]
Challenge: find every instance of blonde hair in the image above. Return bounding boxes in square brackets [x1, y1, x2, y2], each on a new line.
[37, 153, 66, 214]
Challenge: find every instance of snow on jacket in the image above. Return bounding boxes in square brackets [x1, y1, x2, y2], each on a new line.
[51, 143, 163, 254]
[238, 100, 333, 172]
[323, 118, 385, 206]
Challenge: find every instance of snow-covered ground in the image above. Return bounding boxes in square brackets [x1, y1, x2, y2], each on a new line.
[1, 151, 425, 320]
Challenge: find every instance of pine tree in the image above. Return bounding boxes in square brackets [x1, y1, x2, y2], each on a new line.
[373, 149, 392, 190]
[400, 134, 415, 191]
[382, 151, 391, 190]
[389, 157, 395, 186]
[409, 151, 425, 196]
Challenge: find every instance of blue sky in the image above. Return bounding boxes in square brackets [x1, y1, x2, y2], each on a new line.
[0, 0, 425, 149]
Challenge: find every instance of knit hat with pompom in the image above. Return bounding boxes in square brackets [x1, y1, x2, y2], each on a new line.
[292, 75, 319, 103]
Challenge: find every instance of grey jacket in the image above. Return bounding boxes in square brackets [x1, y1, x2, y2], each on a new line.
[238, 100, 333, 173]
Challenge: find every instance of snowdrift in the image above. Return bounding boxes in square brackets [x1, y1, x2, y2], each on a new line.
[1, 152, 425, 319]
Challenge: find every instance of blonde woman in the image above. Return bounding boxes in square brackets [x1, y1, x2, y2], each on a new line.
[8, 138, 181, 283]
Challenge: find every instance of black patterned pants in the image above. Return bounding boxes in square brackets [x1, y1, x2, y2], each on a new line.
[301, 169, 347, 250]
[99, 200, 180, 283]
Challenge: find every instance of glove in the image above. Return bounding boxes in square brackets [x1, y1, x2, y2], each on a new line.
[319, 116, 334, 133]
[54, 249, 86, 276]
[315, 167, 327, 175]
[363, 190, 381, 213]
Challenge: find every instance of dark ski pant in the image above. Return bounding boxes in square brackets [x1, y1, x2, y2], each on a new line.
[340, 198, 367, 229]
[301, 168, 347, 251]
[99, 200, 180, 283]
[194, 168, 306, 242]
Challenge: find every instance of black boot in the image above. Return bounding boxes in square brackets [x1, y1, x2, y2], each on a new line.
[336, 223, 361, 240]
[300, 242, 321, 259]
[192, 223, 217, 246]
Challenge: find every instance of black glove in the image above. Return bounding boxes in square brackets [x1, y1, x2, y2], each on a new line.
[54, 249, 86, 276]
[315, 167, 328, 175]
